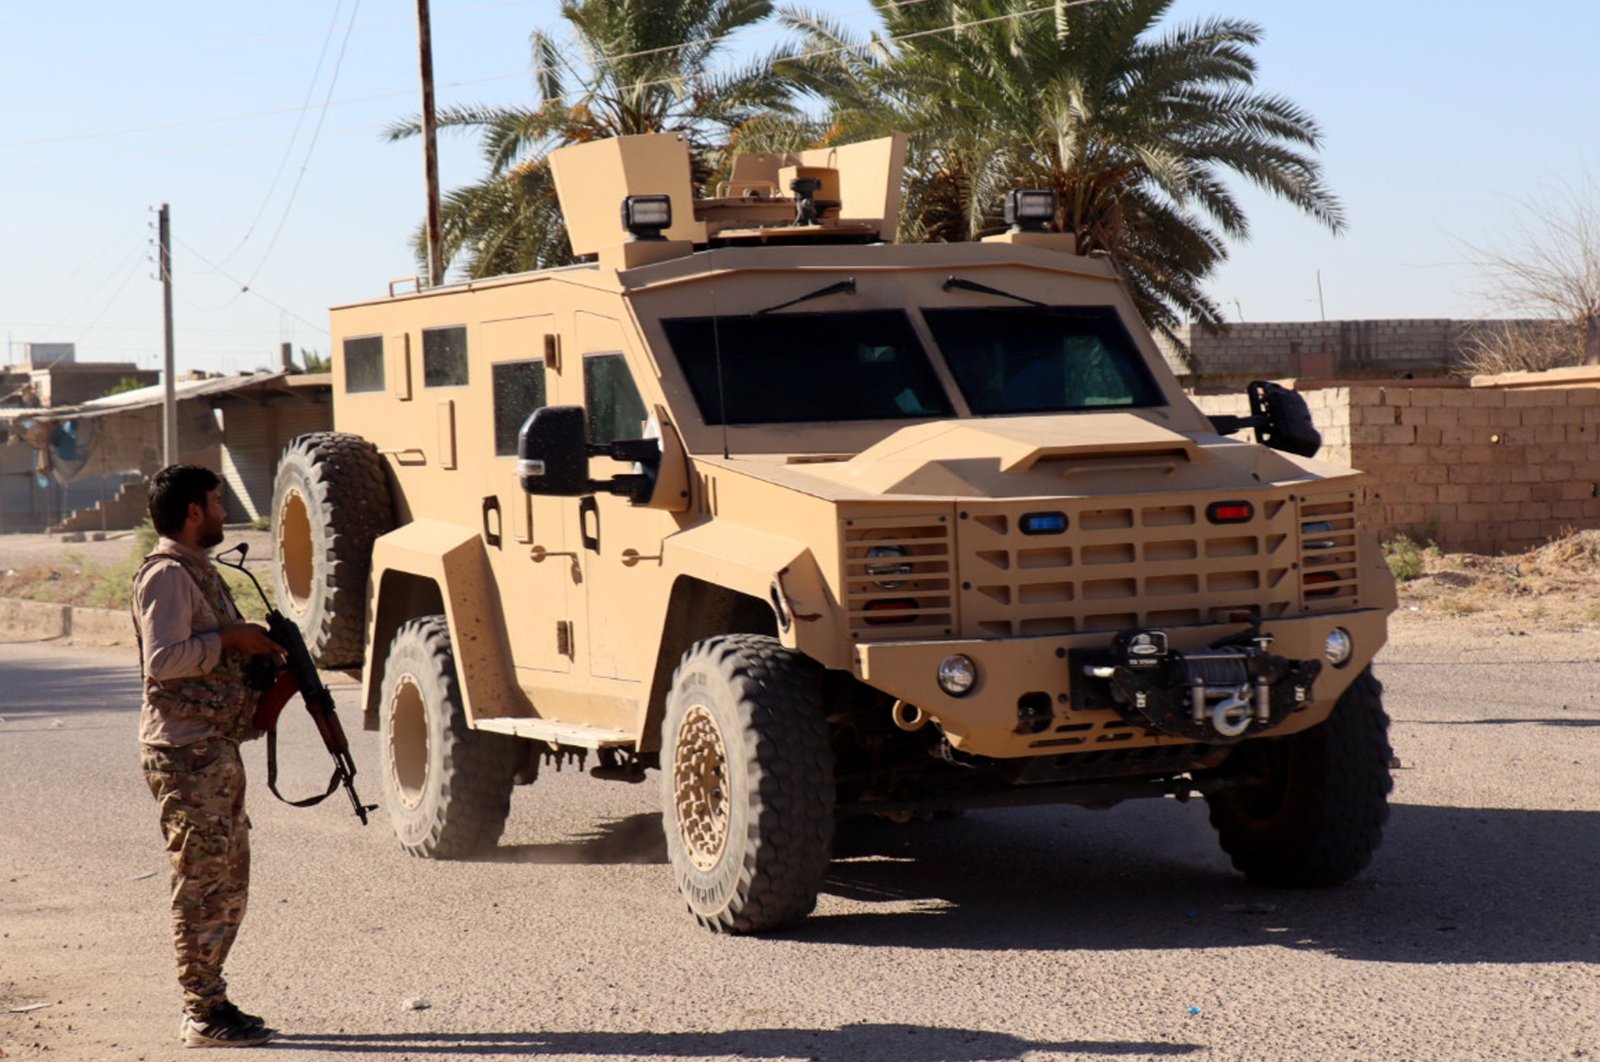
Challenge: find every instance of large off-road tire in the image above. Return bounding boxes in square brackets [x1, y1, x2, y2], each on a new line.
[271, 432, 392, 668]
[378, 616, 521, 859]
[661, 634, 835, 934]
[1205, 667, 1393, 886]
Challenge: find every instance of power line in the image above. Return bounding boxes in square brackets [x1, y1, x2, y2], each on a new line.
[173, 237, 328, 334]
[205, 0, 355, 272]
[0, 0, 1039, 154]
[238, 0, 366, 293]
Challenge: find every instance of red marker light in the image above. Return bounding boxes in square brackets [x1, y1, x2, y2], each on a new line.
[864, 599, 918, 625]
[1207, 501, 1254, 524]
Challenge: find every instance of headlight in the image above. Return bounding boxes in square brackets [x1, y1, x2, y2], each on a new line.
[1302, 520, 1336, 550]
[865, 544, 913, 589]
[937, 654, 978, 697]
[1325, 627, 1353, 667]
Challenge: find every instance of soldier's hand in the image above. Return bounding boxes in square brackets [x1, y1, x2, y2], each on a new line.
[221, 622, 284, 658]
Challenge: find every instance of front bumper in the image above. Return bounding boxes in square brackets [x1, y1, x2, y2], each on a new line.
[852, 609, 1387, 758]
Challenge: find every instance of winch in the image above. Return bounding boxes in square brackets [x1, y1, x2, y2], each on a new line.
[1073, 626, 1322, 742]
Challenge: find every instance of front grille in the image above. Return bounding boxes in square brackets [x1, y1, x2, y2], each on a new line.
[842, 514, 955, 641]
[957, 498, 1297, 638]
[1298, 493, 1360, 610]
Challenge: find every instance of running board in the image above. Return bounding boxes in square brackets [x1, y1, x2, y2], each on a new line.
[471, 717, 633, 749]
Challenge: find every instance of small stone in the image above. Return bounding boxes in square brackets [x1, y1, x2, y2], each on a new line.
[401, 997, 430, 1011]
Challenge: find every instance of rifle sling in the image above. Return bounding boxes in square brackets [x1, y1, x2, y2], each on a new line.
[263, 726, 345, 809]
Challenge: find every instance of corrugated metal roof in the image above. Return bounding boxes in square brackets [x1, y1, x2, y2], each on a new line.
[0, 370, 318, 424]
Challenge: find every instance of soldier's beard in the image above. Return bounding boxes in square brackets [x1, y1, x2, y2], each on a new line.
[199, 517, 225, 549]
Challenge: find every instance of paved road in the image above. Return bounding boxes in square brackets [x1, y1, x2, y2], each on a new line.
[1, 625, 1597, 1061]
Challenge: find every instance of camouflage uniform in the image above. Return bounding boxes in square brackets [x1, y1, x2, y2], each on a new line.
[133, 544, 261, 1021]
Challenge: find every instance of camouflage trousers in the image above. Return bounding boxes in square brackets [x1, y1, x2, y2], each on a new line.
[141, 739, 251, 1020]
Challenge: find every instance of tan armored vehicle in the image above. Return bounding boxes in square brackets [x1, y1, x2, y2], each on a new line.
[272, 132, 1397, 933]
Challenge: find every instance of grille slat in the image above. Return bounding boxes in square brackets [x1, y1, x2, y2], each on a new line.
[843, 515, 955, 641]
[956, 497, 1297, 637]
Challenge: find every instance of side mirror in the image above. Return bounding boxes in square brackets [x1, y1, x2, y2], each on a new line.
[1206, 381, 1321, 459]
[518, 406, 590, 496]
[1252, 382, 1321, 458]
[518, 405, 661, 501]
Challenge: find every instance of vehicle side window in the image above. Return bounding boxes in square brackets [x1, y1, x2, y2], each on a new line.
[422, 325, 469, 387]
[492, 360, 548, 456]
[584, 353, 647, 445]
[343, 335, 384, 393]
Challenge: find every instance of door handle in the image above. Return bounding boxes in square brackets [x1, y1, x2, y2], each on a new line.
[579, 496, 600, 553]
[481, 495, 502, 548]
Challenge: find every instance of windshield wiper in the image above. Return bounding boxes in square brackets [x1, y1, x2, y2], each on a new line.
[942, 275, 1048, 309]
[754, 277, 856, 316]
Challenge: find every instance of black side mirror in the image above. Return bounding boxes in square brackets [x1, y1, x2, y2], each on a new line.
[1206, 381, 1321, 459]
[518, 405, 661, 501]
[518, 406, 590, 496]
[1252, 382, 1321, 458]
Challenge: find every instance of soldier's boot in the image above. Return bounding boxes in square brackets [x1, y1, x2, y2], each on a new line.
[181, 1007, 276, 1048]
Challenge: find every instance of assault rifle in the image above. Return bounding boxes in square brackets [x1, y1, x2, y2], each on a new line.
[217, 544, 377, 825]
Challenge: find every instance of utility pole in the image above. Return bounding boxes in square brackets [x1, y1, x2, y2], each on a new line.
[159, 203, 178, 465]
[416, 0, 444, 288]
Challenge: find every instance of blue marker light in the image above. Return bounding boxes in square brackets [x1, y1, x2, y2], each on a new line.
[1019, 511, 1068, 535]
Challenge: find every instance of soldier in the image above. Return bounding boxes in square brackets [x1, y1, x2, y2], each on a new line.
[132, 465, 283, 1048]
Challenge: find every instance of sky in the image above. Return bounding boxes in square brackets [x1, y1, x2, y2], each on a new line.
[2, 0, 1597, 377]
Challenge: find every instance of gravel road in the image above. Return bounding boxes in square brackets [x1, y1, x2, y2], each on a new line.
[1, 619, 1597, 1062]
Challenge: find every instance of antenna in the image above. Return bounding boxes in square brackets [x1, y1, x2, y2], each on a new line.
[710, 287, 730, 460]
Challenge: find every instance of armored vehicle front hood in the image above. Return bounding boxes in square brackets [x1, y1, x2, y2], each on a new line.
[696, 413, 1338, 502]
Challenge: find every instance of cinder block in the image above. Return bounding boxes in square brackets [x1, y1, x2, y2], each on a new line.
[1520, 405, 1555, 427]
[1458, 407, 1493, 427]
[1533, 483, 1566, 503]
[1441, 389, 1479, 408]
[1437, 484, 1470, 504]
[1381, 388, 1412, 408]
[1411, 388, 1445, 408]
[1563, 480, 1599, 501]
[1540, 462, 1576, 482]
[1380, 425, 1415, 446]
[1412, 463, 1449, 485]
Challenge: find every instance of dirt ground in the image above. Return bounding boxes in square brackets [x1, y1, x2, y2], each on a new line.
[0, 527, 278, 616]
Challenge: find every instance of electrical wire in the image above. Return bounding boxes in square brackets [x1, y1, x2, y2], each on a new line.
[204, 0, 354, 272]
[174, 237, 328, 334]
[0, 0, 1036, 152]
[237, 0, 365, 294]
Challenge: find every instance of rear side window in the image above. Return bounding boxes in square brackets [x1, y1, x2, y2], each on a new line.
[492, 361, 547, 456]
[423, 325, 469, 387]
[584, 353, 648, 445]
[343, 335, 384, 393]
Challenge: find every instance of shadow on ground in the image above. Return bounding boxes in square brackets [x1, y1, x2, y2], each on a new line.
[0, 648, 140, 718]
[794, 801, 1600, 966]
[274, 1023, 1200, 1060]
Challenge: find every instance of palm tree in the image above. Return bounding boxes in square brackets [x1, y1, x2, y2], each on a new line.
[386, 0, 797, 278]
[779, 0, 1344, 349]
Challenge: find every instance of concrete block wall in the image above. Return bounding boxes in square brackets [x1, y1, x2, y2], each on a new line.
[1164, 318, 1555, 385]
[1190, 383, 1600, 553]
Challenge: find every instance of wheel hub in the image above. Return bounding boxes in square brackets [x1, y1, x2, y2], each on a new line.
[276, 485, 314, 612]
[389, 673, 430, 810]
[673, 705, 730, 871]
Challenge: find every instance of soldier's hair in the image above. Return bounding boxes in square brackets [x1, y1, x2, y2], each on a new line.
[148, 464, 220, 536]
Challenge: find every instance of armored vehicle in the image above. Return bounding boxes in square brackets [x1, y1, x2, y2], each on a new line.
[273, 132, 1397, 933]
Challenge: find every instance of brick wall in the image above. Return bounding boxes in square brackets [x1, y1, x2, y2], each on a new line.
[1192, 381, 1600, 553]
[1164, 318, 1555, 386]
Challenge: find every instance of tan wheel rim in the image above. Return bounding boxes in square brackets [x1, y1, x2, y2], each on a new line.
[389, 673, 429, 810]
[276, 485, 314, 613]
[673, 705, 730, 872]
